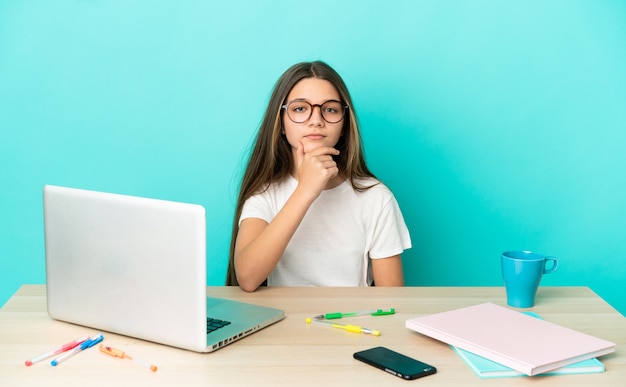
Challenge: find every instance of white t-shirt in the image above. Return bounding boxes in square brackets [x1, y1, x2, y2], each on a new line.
[239, 176, 412, 286]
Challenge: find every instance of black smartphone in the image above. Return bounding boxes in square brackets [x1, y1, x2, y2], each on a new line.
[353, 346, 436, 380]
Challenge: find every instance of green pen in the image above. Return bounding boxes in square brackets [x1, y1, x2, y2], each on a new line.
[314, 308, 395, 320]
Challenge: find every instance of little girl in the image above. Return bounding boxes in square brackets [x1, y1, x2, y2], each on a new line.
[226, 61, 411, 291]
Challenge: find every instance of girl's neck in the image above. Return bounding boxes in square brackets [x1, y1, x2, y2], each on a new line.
[324, 174, 346, 190]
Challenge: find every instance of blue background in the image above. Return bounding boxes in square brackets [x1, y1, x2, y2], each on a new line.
[1, 1, 625, 315]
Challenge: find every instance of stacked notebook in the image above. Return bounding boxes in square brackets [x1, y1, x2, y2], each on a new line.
[450, 311, 605, 378]
[451, 345, 604, 378]
[405, 303, 616, 377]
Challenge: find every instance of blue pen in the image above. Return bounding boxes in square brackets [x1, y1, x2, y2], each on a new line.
[51, 334, 104, 366]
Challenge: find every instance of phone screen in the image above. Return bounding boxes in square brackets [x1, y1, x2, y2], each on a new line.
[354, 346, 436, 380]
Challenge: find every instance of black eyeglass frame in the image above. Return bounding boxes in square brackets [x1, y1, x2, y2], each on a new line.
[281, 99, 349, 124]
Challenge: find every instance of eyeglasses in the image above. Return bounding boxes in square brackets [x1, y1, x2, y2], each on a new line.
[282, 99, 348, 124]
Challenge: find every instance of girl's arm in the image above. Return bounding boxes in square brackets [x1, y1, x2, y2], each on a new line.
[371, 255, 405, 286]
[234, 143, 340, 292]
[234, 187, 315, 292]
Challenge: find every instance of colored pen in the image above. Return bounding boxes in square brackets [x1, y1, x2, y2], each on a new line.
[306, 317, 381, 336]
[51, 334, 104, 366]
[25, 336, 89, 366]
[314, 308, 395, 320]
[99, 344, 158, 372]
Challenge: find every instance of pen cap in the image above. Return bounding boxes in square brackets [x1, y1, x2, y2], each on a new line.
[371, 308, 395, 316]
[82, 335, 104, 349]
[99, 344, 126, 358]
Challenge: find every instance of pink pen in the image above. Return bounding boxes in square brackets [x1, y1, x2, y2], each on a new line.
[25, 336, 89, 366]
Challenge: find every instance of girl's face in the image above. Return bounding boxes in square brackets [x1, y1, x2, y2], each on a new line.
[282, 78, 344, 155]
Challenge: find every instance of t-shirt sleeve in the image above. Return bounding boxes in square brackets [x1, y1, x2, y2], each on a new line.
[239, 193, 273, 225]
[368, 194, 412, 259]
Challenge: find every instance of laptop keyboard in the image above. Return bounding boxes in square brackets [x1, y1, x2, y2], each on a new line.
[207, 317, 231, 334]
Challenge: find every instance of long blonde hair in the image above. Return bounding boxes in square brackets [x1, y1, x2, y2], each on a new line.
[226, 61, 376, 286]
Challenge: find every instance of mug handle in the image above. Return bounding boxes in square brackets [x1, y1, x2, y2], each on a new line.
[543, 257, 559, 274]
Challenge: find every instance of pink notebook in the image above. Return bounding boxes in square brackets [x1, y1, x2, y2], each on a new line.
[405, 303, 616, 376]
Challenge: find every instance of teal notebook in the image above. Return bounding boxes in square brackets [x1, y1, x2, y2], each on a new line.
[452, 346, 604, 378]
[451, 312, 604, 378]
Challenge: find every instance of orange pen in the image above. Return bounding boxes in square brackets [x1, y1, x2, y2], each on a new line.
[99, 344, 157, 372]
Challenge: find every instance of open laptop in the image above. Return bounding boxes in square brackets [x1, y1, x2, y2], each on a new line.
[43, 185, 284, 352]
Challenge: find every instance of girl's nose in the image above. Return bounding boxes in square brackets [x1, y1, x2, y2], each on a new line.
[308, 105, 324, 126]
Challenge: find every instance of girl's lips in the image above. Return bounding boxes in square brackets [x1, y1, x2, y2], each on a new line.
[305, 134, 325, 140]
